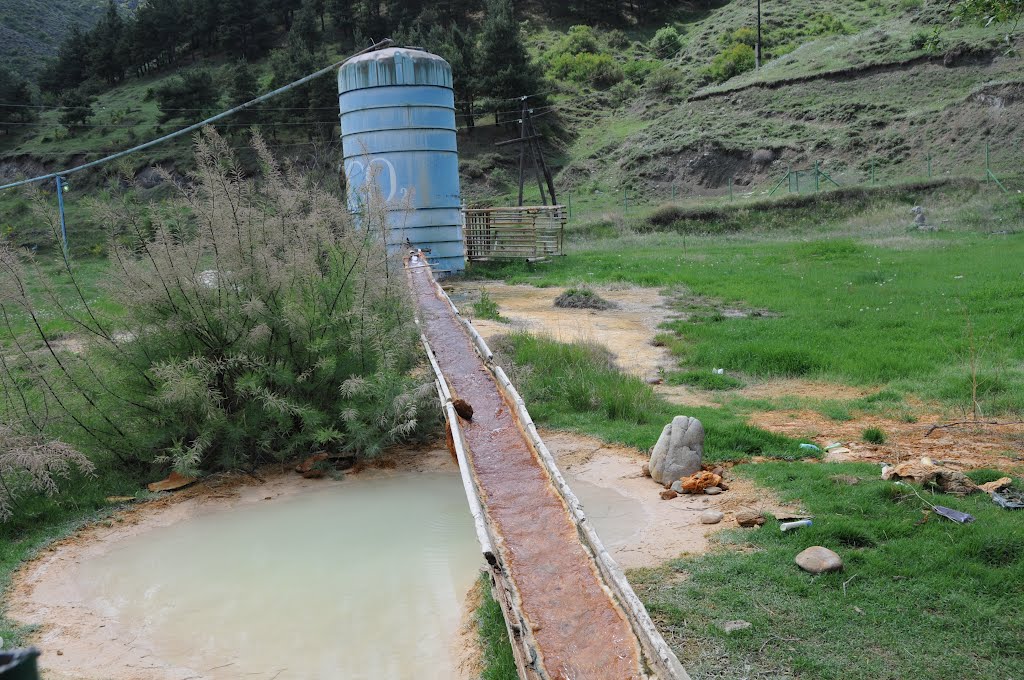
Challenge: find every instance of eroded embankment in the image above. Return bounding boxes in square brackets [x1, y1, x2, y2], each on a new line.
[408, 263, 646, 679]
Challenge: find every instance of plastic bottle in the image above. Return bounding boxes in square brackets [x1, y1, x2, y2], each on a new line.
[780, 519, 813, 532]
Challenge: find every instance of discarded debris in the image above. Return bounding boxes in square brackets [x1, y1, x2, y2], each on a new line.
[295, 452, 330, 479]
[799, 443, 821, 453]
[882, 459, 980, 496]
[979, 477, 1013, 494]
[933, 506, 975, 524]
[992, 488, 1024, 510]
[146, 471, 196, 493]
[780, 519, 812, 532]
[453, 398, 474, 421]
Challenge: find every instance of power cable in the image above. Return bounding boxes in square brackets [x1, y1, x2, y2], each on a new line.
[0, 38, 393, 192]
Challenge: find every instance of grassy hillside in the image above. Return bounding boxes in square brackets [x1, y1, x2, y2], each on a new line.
[0, 0, 1021, 211]
[0, 0, 133, 78]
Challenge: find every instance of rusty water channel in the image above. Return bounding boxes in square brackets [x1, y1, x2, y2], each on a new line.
[406, 253, 689, 680]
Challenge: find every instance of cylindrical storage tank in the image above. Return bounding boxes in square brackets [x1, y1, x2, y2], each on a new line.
[338, 47, 465, 273]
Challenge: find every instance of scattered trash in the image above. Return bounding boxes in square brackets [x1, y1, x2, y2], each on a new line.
[799, 443, 821, 453]
[992, 488, 1024, 510]
[825, 442, 845, 452]
[718, 620, 751, 634]
[453, 398, 474, 421]
[882, 459, 979, 496]
[780, 519, 813, 532]
[713, 368, 725, 375]
[933, 506, 975, 524]
[979, 477, 1013, 494]
[147, 471, 196, 493]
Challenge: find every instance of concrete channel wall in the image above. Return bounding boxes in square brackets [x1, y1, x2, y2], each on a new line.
[407, 254, 690, 680]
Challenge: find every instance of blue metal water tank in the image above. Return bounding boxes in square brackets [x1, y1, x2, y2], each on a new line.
[338, 47, 465, 273]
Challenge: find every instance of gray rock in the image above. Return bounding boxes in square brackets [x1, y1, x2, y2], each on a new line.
[670, 480, 685, 494]
[704, 486, 722, 495]
[795, 546, 844, 574]
[649, 416, 704, 484]
[719, 620, 752, 634]
[700, 509, 724, 524]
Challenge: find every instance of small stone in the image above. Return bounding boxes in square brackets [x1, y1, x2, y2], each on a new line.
[712, 467, 725, 477]
[719, 620, 752, 634]
[736, 510, 766, 527]
[641, 462, 651, 478]
[700, 509, 724, 524]
[718, 481, 730, 491]
[453, 398, 474, 421]
[57, 650, 64, 656]
[670, 480, 685, 494]
[704, 486, 722, 495]
[660, 489, 678, 500]
[645, 376, 663, 385]
[795, 546, 844, 574]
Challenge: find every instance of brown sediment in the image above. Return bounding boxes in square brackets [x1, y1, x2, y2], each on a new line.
[409, 265, 644, 679]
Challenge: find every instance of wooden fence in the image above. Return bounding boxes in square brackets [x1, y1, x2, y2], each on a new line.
[462, 206, 566, 261]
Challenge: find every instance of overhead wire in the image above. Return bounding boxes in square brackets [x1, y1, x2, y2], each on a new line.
[0, 38, 393, 192]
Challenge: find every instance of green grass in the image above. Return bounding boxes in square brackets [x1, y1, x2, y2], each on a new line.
[471, 290, 506, 322]
[862, 426, 887, 444]
[0, 464, 142, 648]
[476, 573, 518, 680]
[666, 370, 745, 391]
[630, 461, 1024, 679]
[493, 332, 809, 461]
[467, 187, 1024, 416]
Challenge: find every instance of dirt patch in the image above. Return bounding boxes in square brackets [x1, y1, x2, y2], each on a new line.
[453, 577, 486, 680]
[543, 430, 799, 568]
[749, 409, 1024, 473]
[447, 282, 675, 378]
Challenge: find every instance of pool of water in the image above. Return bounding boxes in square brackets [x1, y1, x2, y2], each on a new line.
[74, 472, 482, 680]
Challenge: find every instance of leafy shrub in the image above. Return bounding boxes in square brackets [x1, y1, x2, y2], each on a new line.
[154, 69, 218, 122]
[808, 13, 850, 36]
[862, 427, 887, 444]
[622, 59, 658, 84]
[608, 80, 640, 106]
[728, 26, 758, 47]
[606, 29, 630, 50]
[910, 28, 944, 52]
[900, 0, 923, 10]
[550, 52, 624, 88]
[472, 291, 505, 322]
[645, 66, 680, 95]
[0, 130, 437, 476]
[0, 424, 94, 521]
[707, 43, 756, 83]
[650, 26, 682, 57]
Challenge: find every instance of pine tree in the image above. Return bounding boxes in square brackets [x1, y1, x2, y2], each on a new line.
[40, 26, 91, 94]
[90, 1, 129, 85]
[0, 68, 33, 135]
[59, 90, 96, 133]
[474, 0, 543, 119]
[227, 60, 261, 128]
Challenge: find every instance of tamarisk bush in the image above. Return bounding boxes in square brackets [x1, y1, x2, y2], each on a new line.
[0, 129, 437, 479]
[0, 423, 94, 521]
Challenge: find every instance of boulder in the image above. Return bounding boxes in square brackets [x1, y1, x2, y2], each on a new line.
[700, 509, 724, 524]
[795, 546, 844, 574]
[649, 416, 704, 484]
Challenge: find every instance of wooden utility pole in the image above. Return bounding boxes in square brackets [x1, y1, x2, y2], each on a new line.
[495, 97, 557, 206]
[756, 0, 763, 69]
